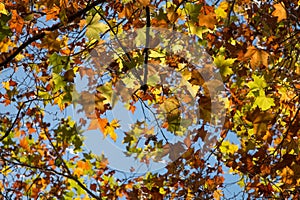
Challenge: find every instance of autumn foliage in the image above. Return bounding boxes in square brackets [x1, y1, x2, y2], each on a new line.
[0, 0, 299, 199]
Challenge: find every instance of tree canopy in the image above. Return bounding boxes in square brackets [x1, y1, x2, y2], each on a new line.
[0, 0, 299, 199]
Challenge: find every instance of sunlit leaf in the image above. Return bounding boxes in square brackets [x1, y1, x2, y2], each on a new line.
[86, 14, 108, 40]
[272, 3, 287, 22]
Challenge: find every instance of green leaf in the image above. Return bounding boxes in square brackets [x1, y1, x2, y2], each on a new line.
[52, 73, 66, 93]
[97, 81, 118, 107]
[187, 22, 209, 39]
[49, 53, 70, 73]
[0, 14, 12, 41]
[86, 14, 108, 41]
[253, 96, 275, 111]
[184, 3, 202, 22]
[147, 74, 160, 85]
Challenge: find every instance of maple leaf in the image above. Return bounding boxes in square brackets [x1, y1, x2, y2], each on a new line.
[20, 137, 29, 150]
[103, 119, 120, 142]
[213, 189, 223, 200]
[253, 96, 275, 111]
[9, 10, 24, 33]
[272, 3, 287, 22]
[280, 166, 294, 184]
[45, 5, 60, 21]
[88, 117, 108, 132]
[198, 12, 217, 29]
[244, 46, 269, 68]
[0, 3, 8, 15]
[86, 14, 108, 41]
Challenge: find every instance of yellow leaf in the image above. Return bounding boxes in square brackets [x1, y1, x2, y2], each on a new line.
[272, 3, 287, 22]
[74, 168, 83, 177]
[104, 125, 117, 141]
[280, 166, 294, 184]
[159, 187, 166, 195]
[215, 2, 228, 19]
[53, 92, 66, 111]
[219, 1, 229, 10]
[0, 3, 8, 15]
[2, 81, 10, 90]
[213, 190, 223, 200]
[15, 53, 25, 61]
[110, 119, 120, 129]
[0, 39, 15, 52]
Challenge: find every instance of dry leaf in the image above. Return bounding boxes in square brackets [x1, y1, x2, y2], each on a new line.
[199, 12, 217, 29]
[244, 46, 269, 68]
[272, 3, 287, 22]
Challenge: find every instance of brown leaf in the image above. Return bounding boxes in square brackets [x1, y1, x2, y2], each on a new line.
[244, 46, 269, 68]
[184, 135, 191, 148]
[90, 183, 97, 191]
[63, 69, 75, 83]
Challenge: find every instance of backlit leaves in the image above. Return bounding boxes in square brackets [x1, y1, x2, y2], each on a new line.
[198, 12, 216, 30]
[272, 3, 287, 22]
[0, 0, 299, 199]
[9, 10, 24, 33]
[253, 96, 275, 111]
[86, 14, 108, 41]
[244, 46, 269, 68]
[214, 55, 235, 77]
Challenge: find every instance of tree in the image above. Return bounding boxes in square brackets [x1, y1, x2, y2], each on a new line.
[0, 0, 299, 199]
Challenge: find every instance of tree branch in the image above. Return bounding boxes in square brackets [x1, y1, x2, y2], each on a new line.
[143, 6, 151, 85]
[0, 0, 105, 69]
[0, 156, 101, 199]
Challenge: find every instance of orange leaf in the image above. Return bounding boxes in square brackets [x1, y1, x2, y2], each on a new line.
[88, 117, 108, 132]
[77, 160, 91, 170]
[87, 118, 99, 130]
[280, 166, 294, 184]
[162, 121, 169, 129]
[213, 190, 223, 200]
[272, 3, 287, 22]
[45, 5, 60, 21]
[98, 118, 108, 133]
[28, 128, 36, 134]
[198, 12, 217, 29]
[137, 0, 150, 6]
[129, 104, 136, 114]
[9, 10, 24, 33]
[20, 137, 29, 150]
